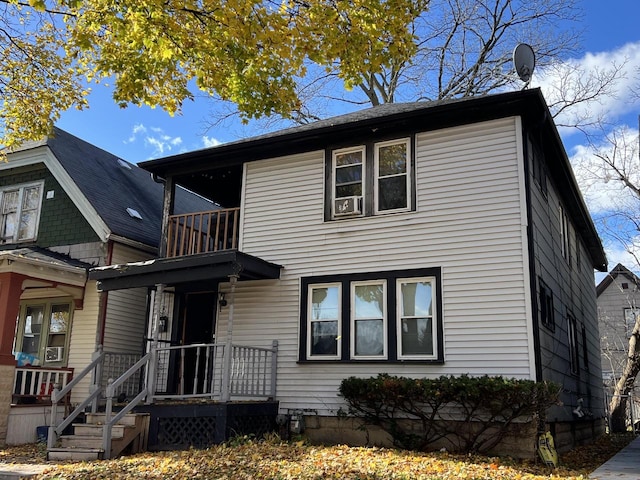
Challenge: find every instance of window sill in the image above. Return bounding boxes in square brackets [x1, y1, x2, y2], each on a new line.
[297, 359, 444, 365]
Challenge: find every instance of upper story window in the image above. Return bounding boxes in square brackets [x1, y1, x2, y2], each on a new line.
[0, 181, 44, 244]
[539, 278, 555, 332]
[375, 139, 411, 213]
[328, 138, 413, 220]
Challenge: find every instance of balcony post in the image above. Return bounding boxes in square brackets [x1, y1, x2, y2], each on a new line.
[145, 284, 165, 402]
[159, 176, 175, 258]
[220, 274, 238, 402]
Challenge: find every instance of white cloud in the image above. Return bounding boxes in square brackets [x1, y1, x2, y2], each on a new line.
[202, 136, 222, 148]
[534, 41, 640, 137]
[124, 124, 183, 158]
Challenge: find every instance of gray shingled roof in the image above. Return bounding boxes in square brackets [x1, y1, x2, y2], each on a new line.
[46, 128, 211, 248]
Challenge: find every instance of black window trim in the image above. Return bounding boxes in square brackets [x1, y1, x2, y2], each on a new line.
[299, 267, 444, 364]
[324, 136, 417, 221]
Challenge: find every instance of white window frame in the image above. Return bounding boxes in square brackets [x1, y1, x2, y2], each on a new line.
[397, 276, 438, 360]
[332, 146, 365, 219]
[0, 181, 44, 244]
[350, 280, 387, 360]
[307, 283, 342, 360]
[374, 138, 411, 214]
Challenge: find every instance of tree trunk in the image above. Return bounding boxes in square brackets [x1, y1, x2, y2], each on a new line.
[608, 318, 640, 432]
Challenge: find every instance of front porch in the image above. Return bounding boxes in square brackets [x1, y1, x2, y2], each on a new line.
[42, 339, 279, 459]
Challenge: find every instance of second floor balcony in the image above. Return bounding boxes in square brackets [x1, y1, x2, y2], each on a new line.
[167, 207, 239, 258]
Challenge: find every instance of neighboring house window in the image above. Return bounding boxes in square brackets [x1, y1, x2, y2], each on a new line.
[567, 313, 579, 375]
[0, 182, 44, 243]
[328, 138, 413, 219]
[559, 205, 569, 261]
[351, 281, 386, 359]
[624, 308, 640, 337]
[16, 301, 72, 365]
[539, 279, 555, 331]
[307, 283, 341, 359]
[375, 139, 411, 214]
[300, 268, 443, 362]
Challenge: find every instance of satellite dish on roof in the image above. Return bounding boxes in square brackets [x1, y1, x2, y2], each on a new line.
[513, 43, 536, 84]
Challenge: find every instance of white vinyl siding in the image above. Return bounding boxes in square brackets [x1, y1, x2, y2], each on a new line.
[229, 117, 531, 414]
[102, 243, 151, 355]
[67, 282, 100, 403]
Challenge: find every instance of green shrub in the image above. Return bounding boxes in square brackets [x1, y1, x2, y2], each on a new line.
[339, 374, 560, 453]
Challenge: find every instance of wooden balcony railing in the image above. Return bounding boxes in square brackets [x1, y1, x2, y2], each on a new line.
[167, 207, 239, 258]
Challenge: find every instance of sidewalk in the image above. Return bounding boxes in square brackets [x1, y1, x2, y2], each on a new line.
[589, 435, 640, 479]
[0, 463, 48, 480]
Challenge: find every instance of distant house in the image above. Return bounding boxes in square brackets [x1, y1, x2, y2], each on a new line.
[596, 264, 640, 390]
[84, 88, 609, 456]
[0, 128, 208, 445]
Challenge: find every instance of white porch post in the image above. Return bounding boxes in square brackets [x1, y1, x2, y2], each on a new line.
[220, 274, 238, 402]
[145, 283, 165, 402]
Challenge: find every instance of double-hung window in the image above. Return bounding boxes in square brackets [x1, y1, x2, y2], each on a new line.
[300, 268, 443, 363]
[333, 147, 364, 217]
[307, 283, 341, 359]
[351, 281, 386, 359]
[328, 138, 412, 219]
[0, 182, 44, 243]
[375, 139, 410, 213]
[398, 278, 437, 359]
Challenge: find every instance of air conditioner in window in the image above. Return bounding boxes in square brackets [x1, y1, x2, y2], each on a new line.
[334, 196, 362, 216]
[45, 346, 64, 362]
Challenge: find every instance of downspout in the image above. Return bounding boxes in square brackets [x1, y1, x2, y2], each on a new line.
[96, 240, 114, 348]
[221, 274, 238, 402]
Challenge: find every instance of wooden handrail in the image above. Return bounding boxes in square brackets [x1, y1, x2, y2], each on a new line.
[166, 208, 240, 257]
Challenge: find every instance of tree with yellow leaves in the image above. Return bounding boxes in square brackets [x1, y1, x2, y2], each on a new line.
[0, 0, 427, 151]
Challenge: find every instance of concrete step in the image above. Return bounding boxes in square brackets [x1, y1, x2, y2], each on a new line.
[72, 423, 127, 437]
[47, 447, 103, 461]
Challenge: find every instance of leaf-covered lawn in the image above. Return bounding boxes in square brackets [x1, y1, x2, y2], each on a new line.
[2, 433, 634, 480]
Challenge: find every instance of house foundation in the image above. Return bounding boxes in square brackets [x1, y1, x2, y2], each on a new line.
[303, 415, 607, 458]
[0, 364, 15, 446]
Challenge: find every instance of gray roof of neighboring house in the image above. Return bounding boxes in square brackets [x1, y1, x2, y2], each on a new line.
[596, 263, 640, 297]
[0, 246, 93, 270]
[46, 127, 212, 249]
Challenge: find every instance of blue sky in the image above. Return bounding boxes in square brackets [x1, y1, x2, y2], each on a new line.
[55, 0, 640, 163]
[55, 0, 640, 278]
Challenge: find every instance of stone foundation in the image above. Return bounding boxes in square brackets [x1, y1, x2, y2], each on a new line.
[0, 363, 15, 447]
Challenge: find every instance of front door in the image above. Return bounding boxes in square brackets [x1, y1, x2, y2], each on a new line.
[180, 292, 217, 394]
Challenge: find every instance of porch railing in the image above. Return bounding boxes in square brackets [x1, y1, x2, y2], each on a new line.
[150, 341, 278, 400]
[167, 207, 240, 257]
[13, 366, 73, 403]
[47, 341, 278, 456]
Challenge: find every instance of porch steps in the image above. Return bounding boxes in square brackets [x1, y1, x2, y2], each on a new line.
[47, 413, 150, 461]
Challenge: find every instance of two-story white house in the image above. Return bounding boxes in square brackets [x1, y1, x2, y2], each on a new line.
[88, 88, 607, 457]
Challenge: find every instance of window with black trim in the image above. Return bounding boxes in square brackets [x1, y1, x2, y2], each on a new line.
[539, 279, 555, 331]
[567, 313, 579, 375]
[328, 138, 413, 219]
[300, 268, 443, 362]
[581, 322, 589, 372]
